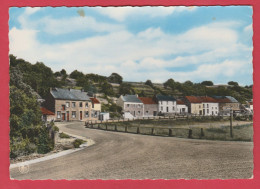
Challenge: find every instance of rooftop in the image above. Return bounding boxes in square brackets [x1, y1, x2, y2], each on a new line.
[122, 95, 143, 103]
[50, 88, 90, 101]
[138, 97, 157, 104]
[90, 97, 100, 104]
[156, 95, 176, 101]
[41, 107, 55, 115]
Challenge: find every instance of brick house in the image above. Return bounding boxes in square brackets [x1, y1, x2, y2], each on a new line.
[213, 96, 240, 115]
[117, 94, 144, 118]
[138, 97, 158, 117]
[43, 88, 96, 121]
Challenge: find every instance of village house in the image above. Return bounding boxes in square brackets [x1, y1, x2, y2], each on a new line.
[117, 94, 144, 118]
[213, 96, 240, 115]
[184, 96, 203, 115]
[199, 96, 219, 116]
[176, 99, 188, 114]
[90, 97, 101, 119]
[138, 97, 158, 117]
[40, 107, 55, 122]
[154, 95, 177, 115]
[43, 88, 96, 121]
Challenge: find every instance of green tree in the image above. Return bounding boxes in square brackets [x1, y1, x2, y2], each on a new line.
[201, 81, 214, 86]
[108, 73, 123, 84]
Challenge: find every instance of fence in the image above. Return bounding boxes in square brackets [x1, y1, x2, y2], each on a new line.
[84, 119, 253, 141]
[85, 114, 229, 125]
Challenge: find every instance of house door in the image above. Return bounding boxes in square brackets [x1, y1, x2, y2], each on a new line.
[80, 111, 82, 120]
[153, 111, 157, 116]
[66, 111, 69, 121]
[62, 113, 66, 121]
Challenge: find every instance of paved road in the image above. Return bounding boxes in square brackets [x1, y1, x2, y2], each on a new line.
[10, 122, 253, 180]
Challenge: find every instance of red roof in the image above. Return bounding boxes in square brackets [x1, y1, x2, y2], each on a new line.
[138, 97, 157, 104]
[185, 96, 202, 103]
[90, 97, 100, 104]
[199, 96, 218, 103]
[40, 107, 55, 115]
[177, 100, 185, 105]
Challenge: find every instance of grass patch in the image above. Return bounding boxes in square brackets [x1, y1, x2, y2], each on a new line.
[73, 139, 85, 148]
[59, 132, 70, 138]
[206, 128, 227, 133]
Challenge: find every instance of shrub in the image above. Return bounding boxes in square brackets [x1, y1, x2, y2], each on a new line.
[59, 132, 70, 138]
[52, 125, 59, 132]
[73, 139, 85, 148]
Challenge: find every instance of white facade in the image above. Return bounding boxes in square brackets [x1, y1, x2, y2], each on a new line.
[99, 112, 110, 121]
[202, 102, 219, 116]
[117, 95, 144, 118]
[176, 104, 188, 114]
[158, 100, 177, 114]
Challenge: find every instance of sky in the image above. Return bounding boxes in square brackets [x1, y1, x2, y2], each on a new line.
[9, 6, 253, 85]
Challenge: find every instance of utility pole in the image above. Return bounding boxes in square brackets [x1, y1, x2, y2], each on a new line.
[230, 108, 233, 138]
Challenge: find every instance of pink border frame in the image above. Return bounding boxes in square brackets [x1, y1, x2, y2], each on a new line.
[1, 0, 259, 188]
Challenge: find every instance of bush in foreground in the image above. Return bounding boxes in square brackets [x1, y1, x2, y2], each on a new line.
[73, 139, 85, 148]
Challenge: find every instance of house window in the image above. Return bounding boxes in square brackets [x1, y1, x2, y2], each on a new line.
[85, 103, 88, 108]
[61, 105, 66, 111]
[207, 109, 209, 114]
[66, 102, 70, 108]
[173, 106, 175, 111]
[79, 102, 83, 107]
[94, 111, 98, 117]
[72, 111, 76, 118]
[215, 107, 217, 109]
[199, 105, 201, 108]
[203, 104, 205, 108]
[127, 104, 130, 107]
[72, 102, 76, 108]
[57, 111, 61, 118]
[92, 103, 94, 108]
[138, 111, 141, 115]
[216, 111, 218, 114]
[207, 104, 209, 108]
[138, 104, 141, 108]
[161, 106, 163, 111]
[146, 111, 149, 115]
[85, 111, 89, 117]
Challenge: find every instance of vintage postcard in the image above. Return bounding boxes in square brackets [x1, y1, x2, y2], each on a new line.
[8, 6, 253, 180]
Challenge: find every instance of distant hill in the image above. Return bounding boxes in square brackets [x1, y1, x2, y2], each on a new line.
[10, 54, 253, 104]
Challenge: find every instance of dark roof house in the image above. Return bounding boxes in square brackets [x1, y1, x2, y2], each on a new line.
[50, 88, 90, 101]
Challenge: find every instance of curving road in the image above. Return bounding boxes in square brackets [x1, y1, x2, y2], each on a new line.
[10, 122, 253, 180]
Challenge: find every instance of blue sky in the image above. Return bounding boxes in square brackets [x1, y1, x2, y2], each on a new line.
[9, 6, 253, 85]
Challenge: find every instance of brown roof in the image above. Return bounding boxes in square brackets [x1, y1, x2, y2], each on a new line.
[177, 99, 185, 105]
[213, 98, 231, 103]
[41, 107, 55, 115]
[90, 97, 100, 104]
[185, 96, 202, 103]
[199, 96, 218, 103]
[138, 97, 157, 104]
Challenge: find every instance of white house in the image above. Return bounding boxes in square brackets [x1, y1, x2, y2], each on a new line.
[176, 100, 188, 114]
[155, 95, 177, 114]
[200, 96, 219, 116]
[117, 94, 144, 118]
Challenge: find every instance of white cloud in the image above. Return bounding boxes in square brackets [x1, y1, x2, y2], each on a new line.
[244, 24, 252, 32]
[24, 7, 41, 15]
[96, 6, 196, 22]
[9, 9, 252, 84]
